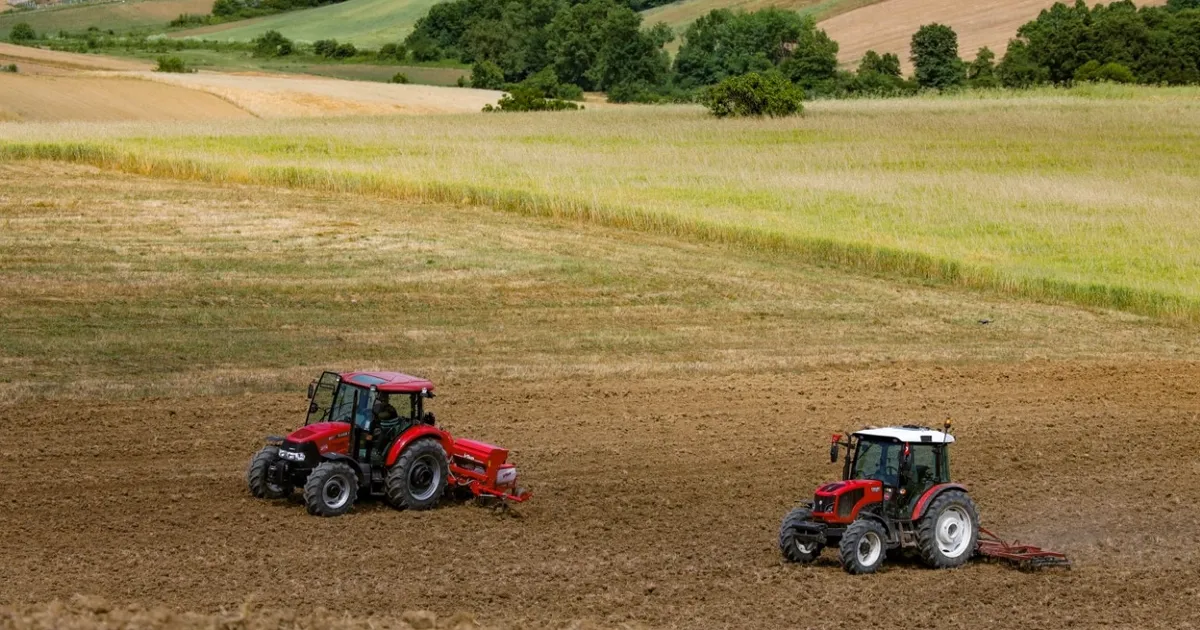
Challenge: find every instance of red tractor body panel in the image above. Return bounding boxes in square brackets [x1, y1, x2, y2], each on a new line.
[812, 479, 884, 524]
[910, 483, 969, 520]
[285, 421, 351, 455]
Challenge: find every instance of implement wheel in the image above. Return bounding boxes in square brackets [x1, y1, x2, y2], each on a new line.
[778, 507, 824, 563]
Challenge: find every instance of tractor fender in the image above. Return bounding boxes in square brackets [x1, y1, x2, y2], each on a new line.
[853, 507, 897, 545]
[319, 453, 368, 485]
[384, 425, 453, 468]
[911, 483, 969, 521]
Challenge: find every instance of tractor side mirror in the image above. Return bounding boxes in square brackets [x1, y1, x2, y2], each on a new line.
[308, 401, 318, 414]
[307, 381, 316, 399]
[830, 443, 838, 463]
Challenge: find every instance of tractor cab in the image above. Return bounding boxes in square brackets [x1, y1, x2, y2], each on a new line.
[305, 371, 435, 465]
[835, 426, 953, 516]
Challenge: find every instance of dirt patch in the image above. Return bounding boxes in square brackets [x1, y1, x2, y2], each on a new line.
[0, 74, 254, 121]
[822, 0, 1168, 71]
[1, 361, 1197, 628]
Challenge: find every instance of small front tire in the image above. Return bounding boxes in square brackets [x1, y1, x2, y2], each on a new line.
[246, 446, 292, 499]
[303, 461, 359, 517]
[779, 507, 824, 563]
[839, 519, 887, 575]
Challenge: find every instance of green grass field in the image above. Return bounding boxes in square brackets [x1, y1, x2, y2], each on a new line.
[0, 0, 212, 38]
[3, 85, 1199, 321]
[172, 0, 440, 46]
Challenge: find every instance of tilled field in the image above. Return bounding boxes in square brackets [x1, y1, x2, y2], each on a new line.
[3, 361, 1199, 629]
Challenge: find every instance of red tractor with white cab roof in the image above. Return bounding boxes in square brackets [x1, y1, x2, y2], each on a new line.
[779, 421, 1070, 573]
[246, 370, 530, 517]
[779, 422, 978, 574]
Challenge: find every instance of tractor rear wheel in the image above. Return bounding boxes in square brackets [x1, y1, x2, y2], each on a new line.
[778, 507, 824, 563]
[386, 438, 449, 510]
[303, 461, 359, 517]
[916, 489, 979, 569]
[246, 446, 292, 499]
[838, 519, 887, 574]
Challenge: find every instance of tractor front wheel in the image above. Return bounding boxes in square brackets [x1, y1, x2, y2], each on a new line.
[246, 446, 292, 499]
[839, 519, 887, 574]
[386, 438, 449, 510]
[303, 461, 359, 517]
[779, 507, 824, 563]
[916, 489, 979, 569]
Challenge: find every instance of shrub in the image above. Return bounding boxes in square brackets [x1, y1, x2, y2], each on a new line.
[252, 30, 293, 57]
[333, 42, 357, 58]
[1075, 60, 1136, 84]
[170, 13, 211, 28]
[378, 42, 406, 61]
[2, 64, 17, 73]
[483, 87, 581, 112]
[470, 60, 505, 89]
[517, 67, 584, 101]
[390, 72, 409, 84]
[702, 71, 803, 118]
[911, 23, 965, 89]
[313, 39, 338, 57]
[456, 75, 467, 87]
[10, 22, 37, 42]
[155, 55, 192, 73]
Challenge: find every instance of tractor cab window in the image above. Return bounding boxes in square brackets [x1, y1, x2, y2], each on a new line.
[306, 372, 339, 425]
[329, 384, 372, 429]
[851, 438, 901, 487]
[908, 444, 949, 487]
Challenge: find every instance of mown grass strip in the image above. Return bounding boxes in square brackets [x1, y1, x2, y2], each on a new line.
[3, 140, 1195, 322]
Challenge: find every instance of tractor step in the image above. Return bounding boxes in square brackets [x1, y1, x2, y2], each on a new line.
[977, 527, 1071, 570]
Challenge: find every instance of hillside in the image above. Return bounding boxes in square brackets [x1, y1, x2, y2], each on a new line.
[822, 0, 1169, 70]
[0, 0, 211, 38]
[642, 0, 880, 36]
[172, 0, 439, 46]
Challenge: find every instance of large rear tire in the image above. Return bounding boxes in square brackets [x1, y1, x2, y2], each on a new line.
[303, 461, 358, 517]
[916, 489, 979, 569]
[246, 446, 292, 499]
[386, 438, 449, 510]
[838, 519, 887, 575]
[779, 507, 824, 563]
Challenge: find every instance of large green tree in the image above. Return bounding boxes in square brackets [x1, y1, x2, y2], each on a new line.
[910, 23, 965, 89]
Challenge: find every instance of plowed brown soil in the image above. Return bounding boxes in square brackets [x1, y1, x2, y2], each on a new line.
[2, 361, 1199, 629]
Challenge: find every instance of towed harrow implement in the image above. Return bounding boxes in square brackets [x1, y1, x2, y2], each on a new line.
[977, 527, 1071, 570]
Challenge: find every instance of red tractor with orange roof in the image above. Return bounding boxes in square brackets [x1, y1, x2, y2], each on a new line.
[246, 370, 530, 516]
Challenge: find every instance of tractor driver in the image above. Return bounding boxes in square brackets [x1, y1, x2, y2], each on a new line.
[373, 393, 399, 424]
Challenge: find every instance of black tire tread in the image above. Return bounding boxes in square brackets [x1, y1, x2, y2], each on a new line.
[916, 489, 980, 569]
[778, 507, 823, 563]
[385, 438, 449, 511]
[246, 446, 290, 499]
[303, 461, 358, 517]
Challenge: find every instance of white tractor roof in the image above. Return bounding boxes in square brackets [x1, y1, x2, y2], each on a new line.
[854, 426, 955, 444]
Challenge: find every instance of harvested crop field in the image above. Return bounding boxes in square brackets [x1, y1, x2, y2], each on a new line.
[822, 0, 1167, 71]
[1, 162, 1199, 629]
[0, 0, 213, 37]
[0, 74, 254, 121]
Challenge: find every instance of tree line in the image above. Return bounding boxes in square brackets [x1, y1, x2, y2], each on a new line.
[400, 0, 1200, 103]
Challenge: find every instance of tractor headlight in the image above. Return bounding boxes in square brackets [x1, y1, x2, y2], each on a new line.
[280, 450, 305, 462]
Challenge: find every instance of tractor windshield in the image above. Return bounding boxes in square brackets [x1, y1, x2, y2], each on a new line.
[851, 437, 901, 487]
[329, 383, 372, 429]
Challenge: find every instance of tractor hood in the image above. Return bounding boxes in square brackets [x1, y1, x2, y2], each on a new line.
[816, 480, 883, 495]
[285, 422, 351, 455]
